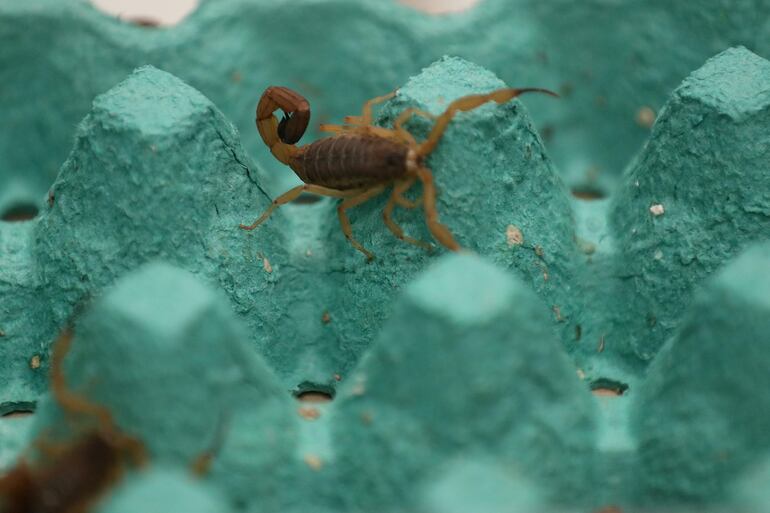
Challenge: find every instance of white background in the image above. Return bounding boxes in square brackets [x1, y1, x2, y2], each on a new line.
[89, 0, 480, 25]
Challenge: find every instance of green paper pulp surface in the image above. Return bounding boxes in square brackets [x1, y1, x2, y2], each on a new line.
[3, 55, 580, 403]
[12, 245, 770, 512]
[333, 254, 596, 511]
[633, 241, 770, 505]
[417, 459, 547, 513]
[729, 456, 770, 513]
[309, 55, 580, 392]
[30, 262, 298, 512]
[21, 65, 294, 388]
[0, 222, 49, 406]
[609, 47, 770, 362]
[96, 468, 231, 513]
[2, 0, 769, 202]
[0, 2, 770, 511]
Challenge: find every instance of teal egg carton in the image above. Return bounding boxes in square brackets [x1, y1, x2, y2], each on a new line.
[1, 1, 770, 512]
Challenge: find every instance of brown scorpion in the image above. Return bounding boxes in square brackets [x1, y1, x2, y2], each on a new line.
[0, 330, 221, 513]
[240, 85, 557, 260]
[0, 330, 147, 513]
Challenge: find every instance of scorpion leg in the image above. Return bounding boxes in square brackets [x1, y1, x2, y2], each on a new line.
[240, 184, 362, 230]
[189, 412, 228, 477]
[343, 91, 396, 126]
[338, 107, 434, 145]
[395, 193, 421, 209]
[416, 167, 461, 251]
[320, 123, 399, 143]
[50, 329, 148, 466]
[337, 185, 388, 261]
[383, 179, 433, 251]
[318, 123, 348, 134]
[393, 107, 436, 145]
[392, 175, 422, 209]
[417, 87, 558, 156]
[51, 330, 115, 433]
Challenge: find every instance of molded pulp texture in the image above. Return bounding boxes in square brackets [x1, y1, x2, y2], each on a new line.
[1, 1, 770, 512]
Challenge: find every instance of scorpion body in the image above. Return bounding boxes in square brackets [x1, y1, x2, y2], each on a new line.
[243, 84, 556, 260]
[291, 135, 412, 190]
[257, 86, 415, 191]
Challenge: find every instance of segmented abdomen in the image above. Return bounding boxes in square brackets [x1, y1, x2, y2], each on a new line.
[290, 135, 409, 190]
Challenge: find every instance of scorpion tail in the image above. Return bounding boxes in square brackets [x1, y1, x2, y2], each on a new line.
[256, 86, 310, 165]
[418, 87, 558, 156]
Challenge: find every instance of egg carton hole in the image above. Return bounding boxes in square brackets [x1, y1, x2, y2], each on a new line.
[571, 186, 607, 201]
[589, 378, 629, 397]
[0, 401, 36, 418]
[293, 382, 335, 403]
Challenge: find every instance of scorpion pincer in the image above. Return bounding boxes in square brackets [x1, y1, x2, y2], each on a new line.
[241, 84, 557, 260]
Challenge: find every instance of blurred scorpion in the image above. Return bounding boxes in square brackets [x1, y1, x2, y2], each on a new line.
[0, 330, 224, 513]
[0, 330, 147, 513]
[240, 84, 557, 260]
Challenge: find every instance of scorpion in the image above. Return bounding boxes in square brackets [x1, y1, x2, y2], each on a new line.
[0, 330, 147, 513]
[0, 330, 221, 513]
[240, 84, 557, 260]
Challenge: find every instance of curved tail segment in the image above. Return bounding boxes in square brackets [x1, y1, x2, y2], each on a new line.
[417, 87, 559, 156]
[256, 86, 311, 165]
